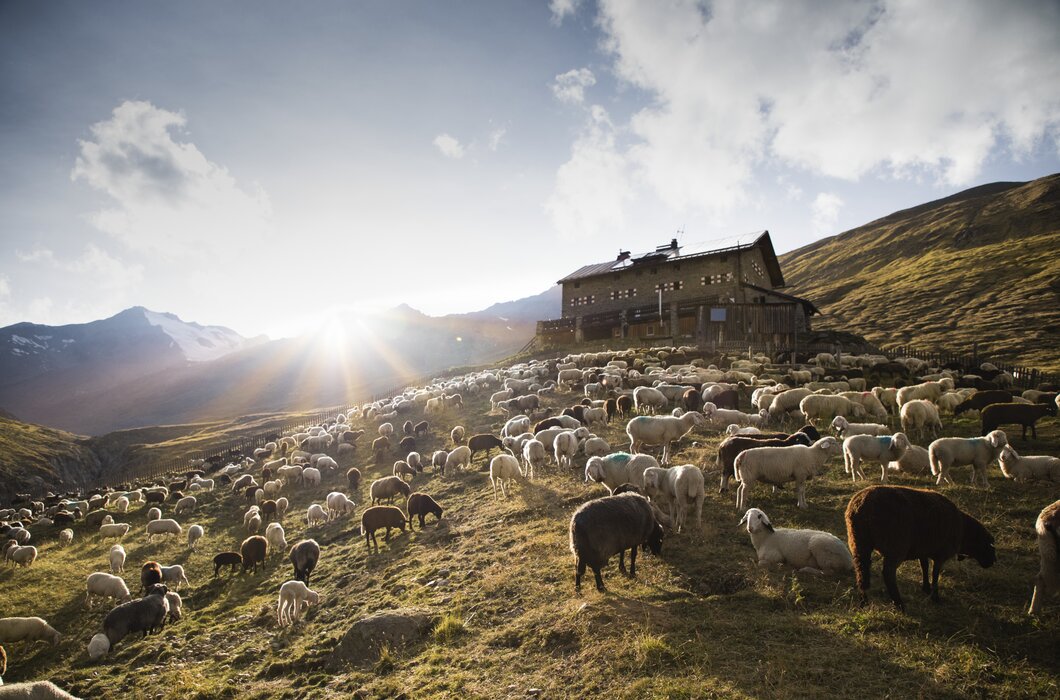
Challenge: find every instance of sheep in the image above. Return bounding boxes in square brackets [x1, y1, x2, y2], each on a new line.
[521, 439, 548, 480]
[626, 411, 706, 465]
[768, 388, 812, 420]
[360, 506, 407, 553]
[831, 415, 889, 438]
[262, 479, 283, 498]
[569, 492, 664, 591]
[845, 485, 996, 611]
[981, 402, 1056, 441]
[843, 432, 911, 482]
[716, 426, 821, 492]
[997, 445, 1060, 483]
[584, 453, 660, 494]
[929, 430, 1008, 487]
[243, 505, 261, 528]
[1029, 499, 1060, 614]
[443, 446, 472, 475]
[370, 476, 413, 505]
[702, 403, 765, 430]
[450, 426, 466, 445]
[896, 380, 949, 407]
[407, 493, 443, 529]
[642, 465, 705, 533]
[554, 431, 580, 469]
[84, 509, 113, 528]
[165, 591, 183, 624]
[99, 522, 131, 540]
[289, 539, 320, 584]
[277, 464, 304, 485]
[240, 535, 269, 574]
[468, 433, 505, 463]
[734, 437, 840, 511]
[900, 399, 943, 441]
[799, 394, 865, 425]
[264, 523, 288, 556]
[490, 454, 523, 499]
[7, 545, 37, 567]
[146, 518, 182, 540]
[86, 572, 132, 607]
[277, 580, 320, 626]
[276, 497, 289, 519]
[102, 585, 169, 647]
[306, 504, 328, 527]
[406, 451, 422, 472]
[431, 450, 448, 472]
[346, 467, 362, 490]
[372, 436, 390, 459]
[88, 631, 111, 660]
[231, 474, 256, 492]
[392, 460, 417, 481]
[302, 467, 322, 488]
[213, 551, 243, 577]
[160, 564, 189, 589]
[581, 436, 611, 459]
[58, 528, 73, 547]
[886, 444, 931, 477]
[503, 415, 532, 438]
[739, 508, 853, 576]
[633, 386, 668, 414]
[146, 507, 161, 522]
[109, 544, 126, 574]
[140, 561, 163, 595]
[326, 491, 356, 519]
[0, 617, 61, 646]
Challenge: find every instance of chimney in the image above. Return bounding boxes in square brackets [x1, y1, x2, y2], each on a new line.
[670, 238, 678, 249]
[616, 250, 631, 262]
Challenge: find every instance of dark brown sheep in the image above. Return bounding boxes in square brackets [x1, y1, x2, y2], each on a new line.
[240, 535, 269, 574]
[467, 433, 504, 463]
[261, 466, 272, 482]
[682, 388, 703, 412]
[360, 505, 407, 553]
[84, 509, 111, 528]
[414, 421, 429, 438]
[145, 491, 165, 505]
[341, 429, 364, 444]
[139, 561, 163, 595]
[402, 420, 414, 436]
[954, 390, 1016, 415]
[346, 467, 362, 490]
[169, 490, 185, 503]
[604, 398, 618, 424]
[616, 395, 634, 418]
[212, 551, 242, 577]
[845, 485, 996, 611]
[981, 402, 1056, 440]
[52, 511, 75, 527]
[533, 417, 564, 433]
[1029, 499, 1060, 615]
[289, 539, 320, 585]
[398, 436, 417, 453]
[570, 492, 663, 591]
[406, 493, 443, 529]
[260, 499, 278, 522]
[716, 425, 821, 492]
[372, 435, 390, 457]
[563, 405, 587, 424]
[245, 486, 261, 503]
[708, 389, 739, 410]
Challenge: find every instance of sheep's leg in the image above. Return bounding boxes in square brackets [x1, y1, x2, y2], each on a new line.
[796, 481, 807, 508]
[882, 558, 904, 612]
[618, 550, 627, 575]
[629, 546, 638, 577]
[919, 558, 931, 595]
[880, 462, 888, 483]
[575, 557, 586, 590]
[930, 560, 944, 602]
[593, 566, 606, 592]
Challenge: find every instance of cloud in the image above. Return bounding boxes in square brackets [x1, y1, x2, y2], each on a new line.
[71, 100, 274, 258]
[551, 68, 596, 104]
[810, 192, 844, 235]
[549, 0, 581, 25]
[433, 133, 465, 159]
[488, 127, 507, 152]
[17, 245, 144, 292]
[0, 275, 10, 299]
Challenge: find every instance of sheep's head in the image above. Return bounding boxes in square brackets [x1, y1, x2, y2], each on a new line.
[584, 458, 602, 484]
[985, 430, 1008, 449]
[643, 521, 664, 555]
[815, 437, 840, 455]
[957, 515, 996, 568]
[892, 432, 910, 451]
[738, 508, 773, 534]
[701, 402, 717, 417]
[725, 424, 740, 436]
[831, 416, 848, 432]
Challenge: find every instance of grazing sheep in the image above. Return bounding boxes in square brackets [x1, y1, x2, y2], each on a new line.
[845, 485, 995, 611]
[212, 551, 242, 577]
[86, 572, 132, 607]
[569, 492, 664, 591]
[186, 524, 204, 550]
[346, 467, 362, 490]
[406, 451, 422, 472]
[584, 453, 659, 494]
[99, 522, 131, 540]
[88, 631, 111, 661]
[633, 386, 669, 414]
[370, 476, 413, 505]
[146, 507, 161, 522]
[1029, 499, 1060, 615]
[450, 426, 466, 445]
[306, 504, 328, 527]
[981, 402, 1056, 441]
[554, 431, 580, 469]
[900, 399, 943, 441]
[642, 465, 705, 533]
[139, 561, 163, 595]
[84, 510, 113, 528]
[929, 430, 1008, 487]
[0, 617, 61, 646]
[174, 496, 197, 515]
[58, 528, 73, 547]
[407, 493, 443, 529]
[165, 591, 183, 624]
[392, 460, 417, 481]
[831, 416, 888, 438]
[431, 450, 447, 471]
[998, 445, 1060, 483]
[799, 394, 865, 426]
[414, 420, 429, 438]
[468, 433, 505, 463]
[160, 564, 189, 589]
[326, 491, 356, 519]
[102, 585, 169, 646]
[521, 439, 548, 480]
[739, 508, 852, 576]
[277, 580, 320, 626]
[276, 497, 289, 519]
[146, 518, 182, 540]
[843, 432, 911, 482]
[626, 411, 706, 465]
[896, 380, 950, 407]
[302, 467, 321, 488]
[6, 545, 37, 567]
[954, 389, 1014, 415]
[734, 437, 840, 511]
[443, 446, 472, 475]
[289, 539, 320, 584]
[716, 426, 820, 492]
[109, 544, 126, 574]
[490, 454, 523, 499]
[265, 522, 287, 554]
[240, 535, 269, 574]
[360, 506, 407, 553]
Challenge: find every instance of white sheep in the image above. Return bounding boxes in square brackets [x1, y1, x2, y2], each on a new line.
[900, 399, 943, 441]
[99, 522, 131, 540]
[0, 616, 61, 645]
[146, 507, 161, 521]
[840, 391, 889, 421]
[109, 544, 126, 574]
[276, 497, 289, 519]
[326, 491, 356, 519]
[247, 513, 262, 534]
[187, 524, 204, 550]
[843, 432, 911, 482]
[7, 545, 38, 567]
[302, 467, 322, 488]
[928, 430, 1008, 487]
[887, 444, 931, 476]
[174, 495, 197, 515]
[581, 407, 608, 428]
[146, 519, 182, 540]
[554, 431, 580, 469]
[896, 379, 951, 407]
[490, 454, 522, 499]
[263, 479, 284, 498]
[584, 453, 659, 493]
[502, 415, 531, 438]
[998, 445, 1060, 483]
[872, 386, 899, 414]
[703, 403, 765, 429]
[768, 388, 812, 421]
[726, 425, 763, 436]
[626, 411, 706, 465]
[266, 522, 287, 553]
[160, 564, 189, 588]
[166, 591, 183, 623]
[831, 415, 889, 438]
[734, 437, 840, 511]
[58, 529, 73, 547]
[444, 446, 472, 474]
[277, 464, 304, 485]
[643, 464, 705, 533]
[739, 508, 853, 576]
[85, 572, 132, 607]
[633, 386, 669, 414]
[1029, 500, 1059, 615]
[798, 394, 865, 426]
[582, 436, 610, 458]
[88, 631, 111, 660]
[277, 579, 320, 626]
[306, 503, 328, 526]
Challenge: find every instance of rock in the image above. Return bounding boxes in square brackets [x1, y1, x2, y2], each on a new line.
[527, 689, 542, 696]
[328, 608, 434, 669]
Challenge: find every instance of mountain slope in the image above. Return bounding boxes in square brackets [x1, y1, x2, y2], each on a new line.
[781, 173, 1060, 373]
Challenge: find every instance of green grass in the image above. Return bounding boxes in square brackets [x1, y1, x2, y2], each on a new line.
[1, 387, 1058, 699]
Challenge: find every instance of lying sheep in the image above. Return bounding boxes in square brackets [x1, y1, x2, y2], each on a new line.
[887, 444, 931, 476]
[0, 681, 81, 697]
[998, 445, 1060, 483]
[407, 493, 443, 529]
[86, 572, 132, 607]
[306, 504, 328, 527]
[102, 584, 169, 647]
[1029, 499, 1060, 615]
[900, 399, 943, 441]
[831, 416, 888, 438]
[109, 544, 126, 574]
[569, 492, 664, 591]
[626, 411, 706, 465]
[370, 476, 413, 505]
[584, 453, 659, 493]
[843, 432, 911, 482]
[289, 539, 320, 584]
[360, 506, 407, 553]
[739, 508, 852, 576]
[277, 580, 320, 626]
[928, 430, 1008, 487]
[490, 454, 523, 499]
[0, 617, 61, 646]
[846, 485, 995, 611]
[643, 465, 705, 534]
[734, 437, 839, 511]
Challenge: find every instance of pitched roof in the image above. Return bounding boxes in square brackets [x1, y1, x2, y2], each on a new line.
[741, 282, 820, 315]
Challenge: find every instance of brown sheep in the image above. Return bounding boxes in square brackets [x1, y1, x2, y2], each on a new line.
[981, 402, 1056, 440]
[289, 539, 320, 585]
[240, 535, 269, 574]
[346, 467, 362, 490]
[406, 493, 443, 529]
[145, 491, 165, 505]
[467, 433, 504, 463]
[260, 499, 278, 522]
[413, 421, 429, 438]
[398, 436, 417, 453]
[533, 417, 563, 433]
[845, 485, 996, 611]
[604, 398, 618, 424]
[403, 420, 414, 436]
[212, 551, 242, 577]
[953, 390, 1015, 415]
[616, 395, 634, 417]
[563, 405, 587, 424]
[139, 561, 163, 595]
[360, 506, 407, 553]
[682, 388, 703, 412]
[341, 429, 364, 444]
[261, 466, 272, 482]
[370, 475, 412, 505]
[1029, 499, 1060, 615]
[372, 436, 390, 463]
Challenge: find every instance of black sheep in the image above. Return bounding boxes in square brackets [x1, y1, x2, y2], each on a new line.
[845, 485, 995, 611]
[360, 506, 407, 554]
[616, 395, 634, 417]
[981, 402, 1056, 440]
[103, 584, 169, 645]
[604, 398, 618, 424]
[402, 420, 414, 436]
[406, 492, 443, 529]
[954, 389, 1016, 415]
[413, 421, 429, 438]
[213, 551, 242, 577]
[569, 492, 664, 592]
[398, 436, 417, 453]
[467, 433, 504, 463]
[533, 417, 563, 433]
[289, 539, 320, 585]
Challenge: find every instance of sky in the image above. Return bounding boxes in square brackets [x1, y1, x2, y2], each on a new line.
[1, 0, 1058, 339]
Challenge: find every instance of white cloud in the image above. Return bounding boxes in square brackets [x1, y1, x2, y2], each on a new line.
[551, 68, 596, 104]
[549, 0, 581, 25]
[71, 100, 274, 258]
[433, 133, 465, 159]
[488, 127, 507, 152]
[810, 192, 844, 235]
[0, 275, 10, 299]
[17, 245, 144, 291]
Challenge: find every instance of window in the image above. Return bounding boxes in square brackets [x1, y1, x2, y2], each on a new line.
[569, 295, 595, 308]
[701, 272, 734, 286]
[646, 325, 655, 337]
[574, 282, 581, 288]
[609, 288, 637, 300]
[654, 281, 683, 292]
[751, 260, 765, 278]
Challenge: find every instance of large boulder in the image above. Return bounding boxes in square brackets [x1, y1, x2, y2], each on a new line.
[328, 608, 434, 669]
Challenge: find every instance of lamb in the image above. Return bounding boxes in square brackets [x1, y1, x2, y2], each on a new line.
[928, 430, 1008, 487]
[99, 522, 131, 540]
[734, 437, 840, 511]
[0, 617, 61, 645]
[981, 402, 1056, 441]
[739, 508, 852, 576]
[102, 584, 169, 646]
[799, 394, 865, 425]
[406, 493, 443, 529]
[702, 403, 765, 429]
[554, 431, 580, 469]
[716, 426, 820, 492]
[165, 591, 183, 624]
[276, 496, 289, 519]
[85, 572, 132, 607]
[1029, 499, 1060, 614]
[109, 544, 126, 574]
[289, 538, 320, 584]
[831, 416, 889, 438]
[370, 476, 413, 504]
[277, 579, 320, 626]
[360, 506, 407, 553]
[569, 492, 664, 591]
[642, 465, 705, 533]
[145, 507, 161, 522]
[443, 446, 472, 475]
[633, 386, 668, 414]
[490, 454, 523, 499]
[900, 399, 943, 441]
[468, 433, 505, 463]
[997, 445, 1060, 483]
[240, 535, 269, 574]
[160, 564, 189, 589]
[450, 426, 466, 445]
[392, 460, 417, 481]
[326, 491, 356, 519]
[521, 439, 548, 480]
[845, 485, 995, 611]
[88, 631, 111, 660]
[174, 495, 197, 515]
[584, 453, 659, 494]
[146, 518, 182, 540]
[212, 551, 243, 577]
[843, 432, 911, 482]
[306, 504, 328, 527]
[625, 411, 706, 465]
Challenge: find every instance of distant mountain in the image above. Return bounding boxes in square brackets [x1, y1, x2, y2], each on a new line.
[781, 173, 1060, 373]
[458, 285, 561, 323]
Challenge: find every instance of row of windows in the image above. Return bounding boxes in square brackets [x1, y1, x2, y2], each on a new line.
[569, 295, 595, 307]
[610, 288, 637, 300]
[702, 272, 735, 285]
[654, 281, 683, 292]
[750, 260, 765, 278]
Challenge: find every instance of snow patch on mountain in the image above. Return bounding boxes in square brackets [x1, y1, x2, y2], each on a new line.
[143, 310, 249, 362]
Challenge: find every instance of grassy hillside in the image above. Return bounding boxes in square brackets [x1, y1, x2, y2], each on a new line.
[781, 174, 1060, 373]
[0, 417, 101, 495]
[2, 389, 1058, 698]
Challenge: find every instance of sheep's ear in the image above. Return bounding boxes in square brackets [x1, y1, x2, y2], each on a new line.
[737, 512, 748, 527]
[763, 521, 774, 533]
